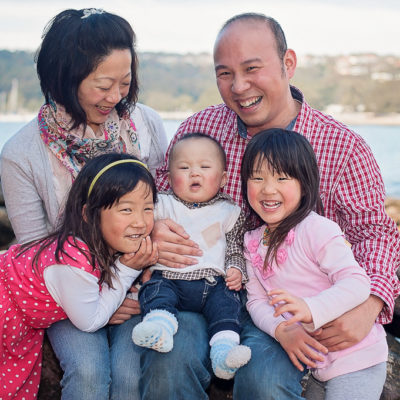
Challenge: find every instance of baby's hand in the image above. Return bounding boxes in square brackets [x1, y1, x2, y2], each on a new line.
[268, 289, 312, 326]
[225, 268, 242, 291]
[120, 236, 158, 271]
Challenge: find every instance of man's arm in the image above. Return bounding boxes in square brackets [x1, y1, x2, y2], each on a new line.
[311, 295, 383, 351]
[317, 137, 400, 350]
[337, 138, 400, 322]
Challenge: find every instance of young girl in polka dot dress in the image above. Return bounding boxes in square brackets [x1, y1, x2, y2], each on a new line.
[0, 153, 157, 399]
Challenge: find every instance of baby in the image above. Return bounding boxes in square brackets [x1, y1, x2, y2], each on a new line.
[132, 133, 251, 379]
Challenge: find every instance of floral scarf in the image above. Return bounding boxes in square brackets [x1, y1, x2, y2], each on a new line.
[38, 102, 140, 178]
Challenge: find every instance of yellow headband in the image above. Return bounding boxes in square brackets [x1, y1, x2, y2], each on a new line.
[87, 159, 149, 198]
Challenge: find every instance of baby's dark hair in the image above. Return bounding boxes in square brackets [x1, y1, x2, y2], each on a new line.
[168, 132, 227, 169]
[20, 153, 156, 287]
[241, 128, 323, 268]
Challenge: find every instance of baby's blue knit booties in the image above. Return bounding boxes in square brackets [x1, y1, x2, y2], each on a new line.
[132, 309, 178, 353]
[210, 338, 251, 380]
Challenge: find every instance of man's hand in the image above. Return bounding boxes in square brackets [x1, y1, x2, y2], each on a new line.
[268, 289, 312, 326]
[140, 268, 152, 284]
[275, 323, 328, 371]
[152, 219, 202, 268]
[225, 268, 242, 291]
[310, 295, 383, 352]
[109, 286, 141, 325]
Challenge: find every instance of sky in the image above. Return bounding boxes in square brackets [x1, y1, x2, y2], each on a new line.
[1, 0, 399, 55]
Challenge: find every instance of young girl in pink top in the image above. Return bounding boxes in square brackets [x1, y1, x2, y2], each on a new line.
[0, 153, 157, 400]
[241, 129, 387, 400]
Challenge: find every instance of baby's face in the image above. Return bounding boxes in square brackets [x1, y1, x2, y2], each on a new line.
[168, 137, 227, 203]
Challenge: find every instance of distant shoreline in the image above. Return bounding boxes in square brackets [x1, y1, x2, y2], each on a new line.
[328, 112, 400, 126]
[159, 111, 400, 126]
[1, 111, 400, 125]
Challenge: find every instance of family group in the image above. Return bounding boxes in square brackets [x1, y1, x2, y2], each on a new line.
[0, 8, 398, 400]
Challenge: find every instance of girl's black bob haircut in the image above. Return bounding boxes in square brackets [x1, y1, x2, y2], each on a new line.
[241, 128, 323, 265]
[36, 9, 138, 130]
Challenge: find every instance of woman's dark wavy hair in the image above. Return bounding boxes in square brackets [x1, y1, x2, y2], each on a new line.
[19, 153, 157, 287]
[35, 9, 138, 130]
[241, 128, 323, 268]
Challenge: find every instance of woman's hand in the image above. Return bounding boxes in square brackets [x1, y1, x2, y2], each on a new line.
[268, 288, 312, 326]
[152, 218, 202, 268]
[275, 323, 328, 371]
[225, 268, 243, 291]
[120, 236, 158, 270]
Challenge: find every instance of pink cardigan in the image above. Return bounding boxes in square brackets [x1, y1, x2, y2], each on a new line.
[245, 212, 387, 381]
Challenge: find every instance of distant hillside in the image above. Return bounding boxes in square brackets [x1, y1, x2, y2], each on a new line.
[0, 50, 399, 115]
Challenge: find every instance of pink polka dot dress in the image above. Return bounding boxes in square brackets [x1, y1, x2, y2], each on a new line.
[0, 238, 100, 399]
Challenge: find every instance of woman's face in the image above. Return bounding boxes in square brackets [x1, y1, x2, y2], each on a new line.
[78, 49, 132, 134]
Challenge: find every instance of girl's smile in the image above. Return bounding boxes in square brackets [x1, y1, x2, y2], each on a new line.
[247, 159, 301, 230]
[100, 181, 154, 254]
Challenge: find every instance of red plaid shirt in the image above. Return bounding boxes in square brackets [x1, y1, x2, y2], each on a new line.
[156, 86, 400, 324]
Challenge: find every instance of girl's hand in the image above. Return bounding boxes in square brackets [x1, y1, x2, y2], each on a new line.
[225, 268, 243, 291]
[120, 236, 158, 270]
[275, 323, 328, 371]
[268, 289, 312, 326]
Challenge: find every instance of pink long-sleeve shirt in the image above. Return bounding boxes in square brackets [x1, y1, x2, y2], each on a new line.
[245, 212, 387, 381]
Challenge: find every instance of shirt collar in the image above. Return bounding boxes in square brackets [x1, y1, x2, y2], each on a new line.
[165, 190, 233, 209]
[286, 115, 297, 130]
[237, 116, 248, 139]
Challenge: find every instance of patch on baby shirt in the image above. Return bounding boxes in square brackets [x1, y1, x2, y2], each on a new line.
[202, 222, 222, 248]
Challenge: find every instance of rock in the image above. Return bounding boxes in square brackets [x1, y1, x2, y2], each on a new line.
[208, 379, 233, 399]
[384, 198, 400, 339]
[381, 333, 400, 400]
[0, 184, 5, 206]
[0, 206, 15, 249]
[385, 197, 400, 228]
[38, 336, 62, 400]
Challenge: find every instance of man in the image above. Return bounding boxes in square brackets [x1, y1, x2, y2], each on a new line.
[141, 13, 400, 399]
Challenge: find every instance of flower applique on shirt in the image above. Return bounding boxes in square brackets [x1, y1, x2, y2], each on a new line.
[246, 227, 296, 281]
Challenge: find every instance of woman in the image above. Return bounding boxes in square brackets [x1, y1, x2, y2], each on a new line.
[0, 8, 167, 399]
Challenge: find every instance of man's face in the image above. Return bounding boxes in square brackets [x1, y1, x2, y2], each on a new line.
[213, 20, 296, 136]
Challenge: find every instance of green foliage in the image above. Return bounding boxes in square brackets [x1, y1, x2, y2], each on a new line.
[137, 52, 221, 111]
[0, 50, 43, 110]
[0, 49, 399, 114]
